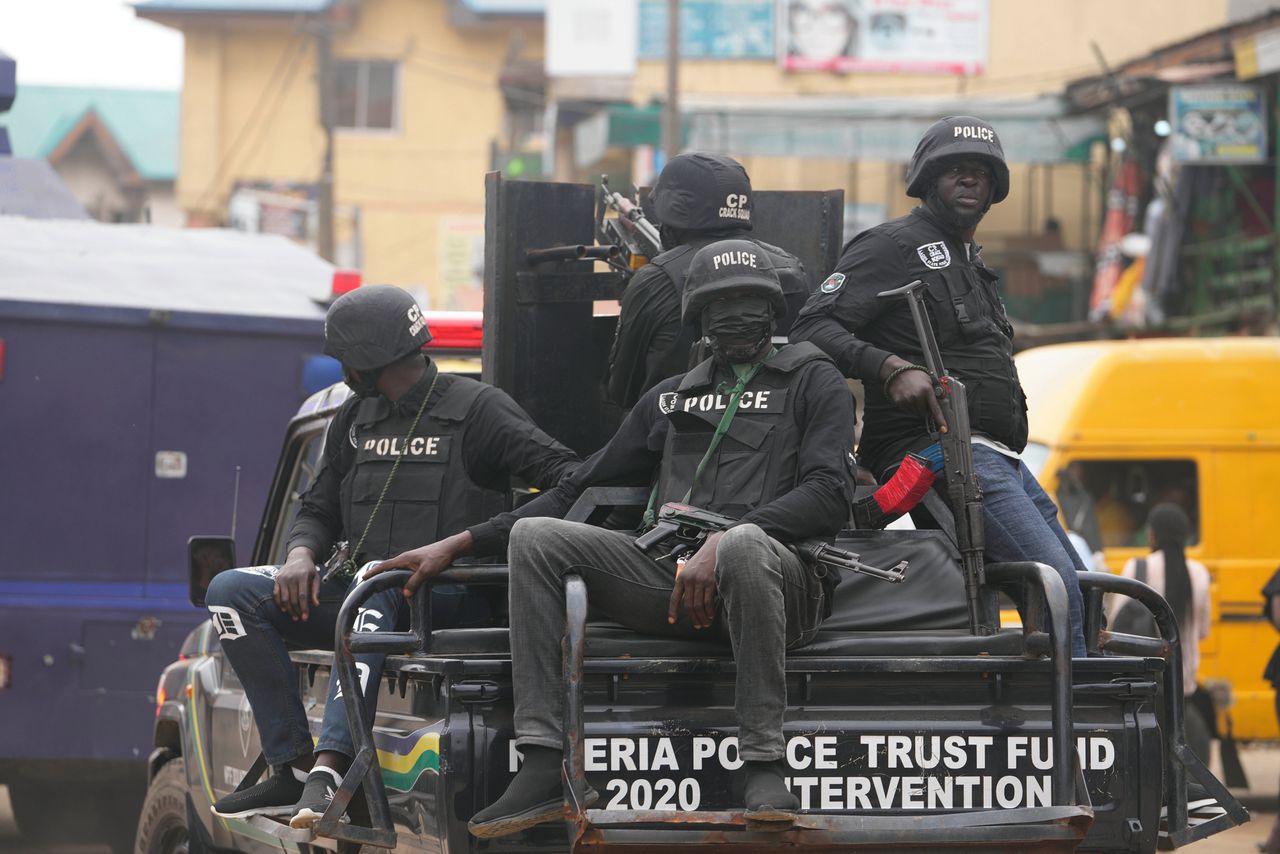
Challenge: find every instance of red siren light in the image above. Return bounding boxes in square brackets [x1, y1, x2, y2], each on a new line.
[331, 269, 362, 297]
[423, 311, 483, 351]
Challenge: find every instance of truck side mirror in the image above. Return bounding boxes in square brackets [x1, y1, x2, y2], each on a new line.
[188, 536, 236, 607]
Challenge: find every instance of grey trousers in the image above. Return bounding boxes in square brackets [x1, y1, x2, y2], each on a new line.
[508, 517, 827, 761]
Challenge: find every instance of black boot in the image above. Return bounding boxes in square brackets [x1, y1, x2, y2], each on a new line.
[743, 759, 799, 824]
[468, 746, 597, 839]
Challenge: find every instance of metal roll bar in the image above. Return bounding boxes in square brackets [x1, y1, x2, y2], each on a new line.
[320, 564, 511, 848]
[1077, 570, 1249, 847]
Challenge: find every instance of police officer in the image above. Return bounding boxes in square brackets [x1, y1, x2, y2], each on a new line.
[606, 152, 811, 408]
[465, 239, 855, 837]
[204, 285, 579, 826]
[789, 115, 1088, 655]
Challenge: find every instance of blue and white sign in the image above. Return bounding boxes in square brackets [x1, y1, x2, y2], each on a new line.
[639, 0, 774, 60]
[1169, 84, 1267, 164]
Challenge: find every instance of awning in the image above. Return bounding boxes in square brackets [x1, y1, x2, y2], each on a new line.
[682, 95, 1106, 163]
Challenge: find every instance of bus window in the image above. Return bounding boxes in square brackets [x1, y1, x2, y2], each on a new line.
[1055, 459, 1199, 551]
[269, 429, 326, 564]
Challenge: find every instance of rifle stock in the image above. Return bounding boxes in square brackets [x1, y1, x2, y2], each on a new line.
[597, 175, 663, 279]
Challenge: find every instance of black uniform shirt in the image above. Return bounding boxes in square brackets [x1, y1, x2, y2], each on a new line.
[790, 206, 1027, 476]
[288, 360, 580, 561]
[486, 349, 855, 550]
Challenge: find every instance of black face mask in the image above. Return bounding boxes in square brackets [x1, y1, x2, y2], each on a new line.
[342, 365, 382, 398]
[702, 297, 774, 364]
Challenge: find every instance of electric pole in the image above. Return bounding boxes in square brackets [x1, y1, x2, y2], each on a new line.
[661, 0, 680, 164]
[315, 19, 336, 262]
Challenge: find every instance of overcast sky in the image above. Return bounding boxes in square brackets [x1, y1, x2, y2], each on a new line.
[1, 0, 183, 90]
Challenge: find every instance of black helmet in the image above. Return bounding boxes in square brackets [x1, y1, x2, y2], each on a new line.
[905, 116, 1010, 204]
[323, 285, 431, 371]
[681, 239, 786, 325]
[646, 152, 754, 232]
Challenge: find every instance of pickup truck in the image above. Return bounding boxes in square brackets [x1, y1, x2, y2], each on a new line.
[138, 175, 1247, 854]
[140, 374, 1246, 854]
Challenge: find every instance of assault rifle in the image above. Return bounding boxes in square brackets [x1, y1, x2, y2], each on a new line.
[635, 502, 907, 583]
[596, 174, 663, 280]
[876, 279, 995, 634]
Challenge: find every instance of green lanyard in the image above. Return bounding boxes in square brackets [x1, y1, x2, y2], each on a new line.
[642, 353, 772, 528]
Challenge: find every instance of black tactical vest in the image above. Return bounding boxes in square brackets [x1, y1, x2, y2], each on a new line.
[647, 235, 811, 383]
[858, 212, 1028, 474]
[653, 343, 831, 519]
[339, 375, 504, 564]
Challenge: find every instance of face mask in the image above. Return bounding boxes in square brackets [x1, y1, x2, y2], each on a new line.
[342, 365, 381, 398]
[703, 297, 774, 364]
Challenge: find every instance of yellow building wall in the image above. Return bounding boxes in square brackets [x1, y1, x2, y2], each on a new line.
[172, 0, 542, 308]
[628, 0, 1233, 251]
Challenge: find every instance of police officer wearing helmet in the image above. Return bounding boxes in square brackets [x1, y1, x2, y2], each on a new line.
[468, 239, 855, 838]
[790, 116, 1088, 655]
[205, 285, 580, 826]
[606, 152, 811, 408]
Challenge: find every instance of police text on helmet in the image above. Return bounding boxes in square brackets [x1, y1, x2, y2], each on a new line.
[953, 126, 995, 142]
[711, 249, 759, 270]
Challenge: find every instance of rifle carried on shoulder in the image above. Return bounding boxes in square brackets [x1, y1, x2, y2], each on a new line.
[876, 279, 995, 634]
[636, 502, 906, 584]
[596, 174, 663, 280]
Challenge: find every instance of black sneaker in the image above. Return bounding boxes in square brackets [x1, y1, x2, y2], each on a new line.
[743, 759, 799, 825]
[289, 769, 342, 829]
[212, 768, 305, 819]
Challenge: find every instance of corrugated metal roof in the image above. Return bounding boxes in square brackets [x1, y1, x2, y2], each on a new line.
[0, 217, 334, 320]
[133, 0, 332, 13]
[6, 85, 179, 181]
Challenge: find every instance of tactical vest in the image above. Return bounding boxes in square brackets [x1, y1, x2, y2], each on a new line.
[339, 375, 504, 564]
[859, 213, 1028, 474]
[647, 236, 811, 384]
[652, 343, 830, 519]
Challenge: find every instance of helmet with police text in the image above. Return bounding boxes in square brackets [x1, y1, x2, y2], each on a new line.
[645, 152, 754, 232]
[681, 239, 786, 325]
[906, 116, 1010, 204]
[323, 285, 431, 371]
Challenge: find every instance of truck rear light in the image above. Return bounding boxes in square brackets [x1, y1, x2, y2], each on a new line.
[0, 655, 11, 689]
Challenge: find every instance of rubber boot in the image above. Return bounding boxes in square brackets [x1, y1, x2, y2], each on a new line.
[468, 746, 597, 839]
[744, 759, 799, 825]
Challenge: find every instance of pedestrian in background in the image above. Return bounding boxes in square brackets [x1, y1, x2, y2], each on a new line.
[1112, 503, 1211, 758]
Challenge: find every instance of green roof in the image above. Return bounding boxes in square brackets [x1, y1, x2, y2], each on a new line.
[6, 85, 179, 181]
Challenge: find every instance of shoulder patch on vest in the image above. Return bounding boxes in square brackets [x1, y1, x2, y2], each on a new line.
[658, 391, 680, 415]
[820, 272, 846, 293]
[916, 241, 951, 269]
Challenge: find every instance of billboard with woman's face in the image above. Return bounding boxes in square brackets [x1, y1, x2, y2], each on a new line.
[780, 0, 987, 74]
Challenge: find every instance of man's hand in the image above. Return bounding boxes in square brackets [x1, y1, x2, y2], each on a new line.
[880, 356, 948, 433]
[274, 547, 319, 621]
[667, 531, 722, 630]
[367, 531, 474, 599]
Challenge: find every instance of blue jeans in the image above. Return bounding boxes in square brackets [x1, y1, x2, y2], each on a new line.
[205, 567, 488, 766]
[971, 445, 1087, 656]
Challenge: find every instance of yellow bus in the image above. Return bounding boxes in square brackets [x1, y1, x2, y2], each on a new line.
[1017, 337, 1280, 739]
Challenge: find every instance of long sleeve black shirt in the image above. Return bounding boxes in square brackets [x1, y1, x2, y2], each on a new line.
[484, 350, 855, 549]
[287, 362, 580, 561]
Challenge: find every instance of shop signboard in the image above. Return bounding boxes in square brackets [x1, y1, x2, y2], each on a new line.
[779, 0, 987, 74]
[1169, 84, 1267, 164]
[639, 0, 774, 59]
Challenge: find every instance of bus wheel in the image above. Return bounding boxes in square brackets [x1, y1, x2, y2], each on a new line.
[135, 758, 189, 854]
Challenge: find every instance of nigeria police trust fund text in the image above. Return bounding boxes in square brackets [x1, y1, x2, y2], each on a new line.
[512, 733, 1118, 812]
